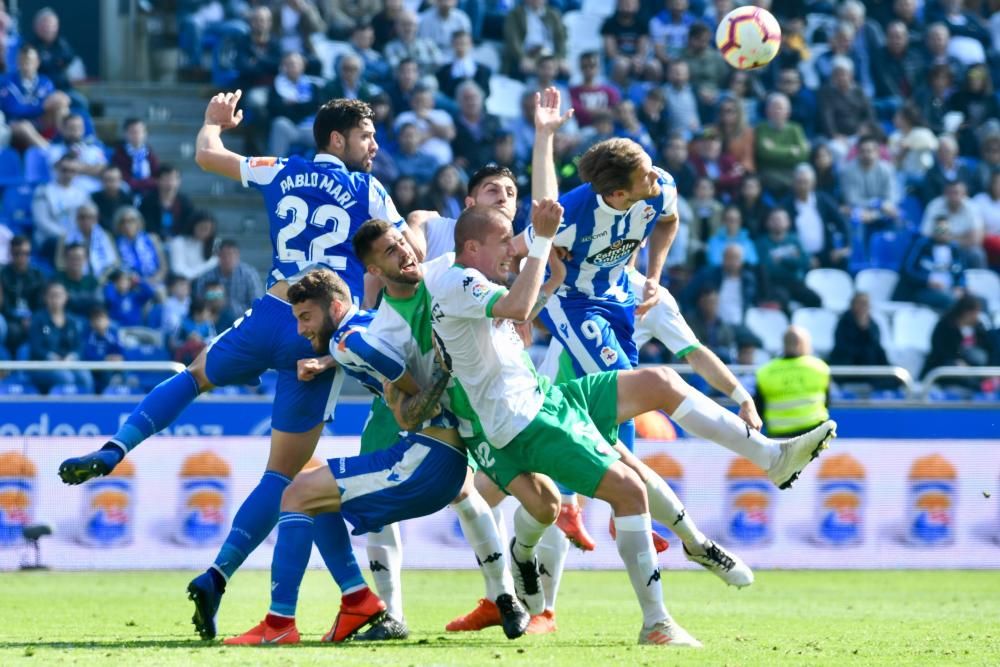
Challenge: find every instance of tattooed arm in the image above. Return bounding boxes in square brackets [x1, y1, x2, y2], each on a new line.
[383, 366, 451, 431]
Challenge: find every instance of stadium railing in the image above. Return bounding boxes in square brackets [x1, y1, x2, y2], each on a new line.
[918, 366, 1000, 400]
[0, 361, 186, 374]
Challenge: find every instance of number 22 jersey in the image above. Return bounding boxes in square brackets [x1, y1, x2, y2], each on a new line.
[241, 153, 405, 298]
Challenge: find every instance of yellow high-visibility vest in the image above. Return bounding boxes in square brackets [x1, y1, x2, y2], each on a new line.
[755, 355, 830, 436]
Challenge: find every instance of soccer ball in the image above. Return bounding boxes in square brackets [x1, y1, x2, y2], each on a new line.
[715, 6, 781, 70]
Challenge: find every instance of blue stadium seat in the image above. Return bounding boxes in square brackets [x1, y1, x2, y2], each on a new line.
[0, 381, 38, 395]
[23, 147, 52, 184]
[0, 147, 23, 186]
[103, 384, 139, 396]
[0, 184, 34, 235]
[899, 195, 924, 232]
[869, 230, 913, 270]
[49, 384, 81, 396]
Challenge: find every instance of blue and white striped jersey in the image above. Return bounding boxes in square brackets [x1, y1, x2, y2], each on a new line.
[330, 307, 406, 395]
[240, 153, 404, 300]
[528, 167, 677, 304]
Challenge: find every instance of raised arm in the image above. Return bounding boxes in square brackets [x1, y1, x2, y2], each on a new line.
[635, 213, 678, 318]
[194, 90, 246, 182]
[491, 199, 564, 322]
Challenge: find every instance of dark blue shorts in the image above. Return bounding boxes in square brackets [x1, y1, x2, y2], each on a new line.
[539, 295, 639, 377]
[331, 432, 467, 535]
[205, 294, 339, 433]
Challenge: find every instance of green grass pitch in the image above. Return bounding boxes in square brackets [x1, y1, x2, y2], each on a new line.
[1, 570, 998, 665]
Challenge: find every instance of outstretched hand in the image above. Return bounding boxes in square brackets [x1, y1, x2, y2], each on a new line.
[204, 90, 244, 130]
[534, 87, 573, 134]
[531, 198, 564, 239]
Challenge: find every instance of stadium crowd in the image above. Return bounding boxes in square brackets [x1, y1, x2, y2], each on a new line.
[1, 0, 1000, 396]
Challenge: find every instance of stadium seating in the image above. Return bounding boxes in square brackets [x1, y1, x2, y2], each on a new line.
[791, 307, 839, 357]
[805, 268, 853, 313]
[0, 147, 23, 186]
[868, 230, 913, 270]
[23, 147, 52, 185]
[580, 0, 616, 17]
[485, 75, 526, 121]
[745, 307, 789, 356]
[891, 306, 938, 354]
[964, 269, 1000, 314]
[869, 309, 894, 352]
[0, 184, 33, 235]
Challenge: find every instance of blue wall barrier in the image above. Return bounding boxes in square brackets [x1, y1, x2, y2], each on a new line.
[0, 398, 997, 439]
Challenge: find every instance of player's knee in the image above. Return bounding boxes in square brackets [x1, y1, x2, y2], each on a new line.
[603, 464, 647, 517]
[280, 478, 312, 513]
[186, 351, 214, 391]
[531, 477, 560, 524]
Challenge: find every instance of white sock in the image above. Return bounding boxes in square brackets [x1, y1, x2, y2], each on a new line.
[671, 393, 779, 470]
[512, 505, 549, 562]
[491, 505, 517, 595]
[645, 477, 707, 553]
[561, 493, 577, 505]
[614, 513, 668, 627]
[453, 494, 511, 600]
[537, 524, 570, 612]
[366, 523, 403, 620]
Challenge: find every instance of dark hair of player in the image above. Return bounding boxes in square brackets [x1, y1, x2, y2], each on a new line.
[287, 269, 353, 310]
[468, 164, 516, 197]
[313, 99, 375, 151]
[578, 138, 646, 196]
[352, 218, 395, 264]
[454, 205, 508, 254]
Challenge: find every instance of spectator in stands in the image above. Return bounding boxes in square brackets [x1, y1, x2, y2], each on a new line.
[437, 30, 490, 100]
[393, 121, 441, 184]
[385, 10, 442, 75]
[55, 242, 101, 317]
[324, 0, 381, 40]
[920, 135, 980, 205]
[912, 63, 954, 137]
[829, 292, 891, 376]
[385, 58, 421, 114]
[686, 288, 738, 363]
[688, 176, 724, 262]
[111, 118, 160, 196]
[267, 52, 321, 156]
[348, 22, 391, 87]
[27, 8, 78, 94]
[649, 0, 696, 63]
[754, 93, 809, 197]
[104, 268, 156, 328]
[201, 278, 239, 330]
[31, 155, 90, 256]
[874, 21, 923, 116]
[0, 1, 13, 75]
[161, 275, 191, 342]
[138, 165, 195, 239]
[890, 0, 924, 43]
[390, 175, 420, 218]
[615, 99, 656, 156]
[392, 84, 455, 165]
[736, 173, 772, 237]
[814, 22, 861, 84]
[234, 6, 283, 92]
[688, 126, 742, 200]
[501, 0, 567, 79]
[774, 67, 816, 139]
[526, 53, 576, 130]
[681, 21, 727, 111]
[921, 180, 985, 267]
[419, 164, 464, 221]
[661, 60, 700, 140]
[723, 68, 765, 128]
[754, 326, 830, 437]
[193, 239, 263, 315]
[46, 113, 107, 194]
[716, 94, 754, 177]
[888, 104, 939, 187]
[601, 0, 649, 73]
[922, 23, 964, 81]
[810, 143, 841, 201]
[975, 129, 1000, 194]
[451, 81, 501, 170]
[174, 297, 217, 365]
[684, 243, 758, 326]
[929, 0, 991, 62]
[1, 236, 45, 353]
[0, 44, 70, 149]
[176, 1, 242, 74]
[29, 281, 92, 394]
[61, 202, 118, 279]
[419, 0, 472, 62]
[568, 52, 620, 129]
[838, 0, 884, 99]
[783, 163, 852, 270]
[371, 0, 405, 45]
[82, 304, 125, 393]
[894, 215, 968, 311]
[114, 207, 167, 286]
[921, 294, 995, 390]
[974, 171, 1000, 268]
[841, 135, 900, 241]
[272, 0, 326, 73]
[707, 205, 758, 268]
[948, 65, 1000, 158]
[91, 166, 133, 232]
[167, 210, 218, 281]
[325, 53, 378, 103]
[637, 87, 670, 151]
[818, 57, 876, 154]
[757, 208, 822, 310]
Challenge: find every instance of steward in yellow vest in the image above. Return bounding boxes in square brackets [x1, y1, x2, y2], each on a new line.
[754, 326, 830, 436]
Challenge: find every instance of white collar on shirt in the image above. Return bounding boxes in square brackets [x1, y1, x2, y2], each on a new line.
[315, 153, 347, 169]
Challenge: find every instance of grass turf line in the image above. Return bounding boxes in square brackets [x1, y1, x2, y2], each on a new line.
[1, 570, 998, 666]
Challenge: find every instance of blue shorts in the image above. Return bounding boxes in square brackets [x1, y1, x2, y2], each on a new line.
[539, 295, 638, 378]
[331, 432, 467, 535]
[205, 294, 339, 433]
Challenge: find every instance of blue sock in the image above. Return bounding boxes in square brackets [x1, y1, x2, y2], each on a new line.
[269, 512, 314, 617]
[213, 470, 291, 579]
[619, 418, 636, 452]
[111, 370, 201, 452]
[313, 512, 366, 593]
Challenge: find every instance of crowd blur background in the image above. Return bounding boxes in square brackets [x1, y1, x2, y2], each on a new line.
[0, 0, 998, 399]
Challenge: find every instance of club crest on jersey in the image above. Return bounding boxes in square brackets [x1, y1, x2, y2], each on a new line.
[471, 283, 489, 299]
[642, 205, 656, 222]
[600, 346, 618, 366]
[587, 238, 641, 267]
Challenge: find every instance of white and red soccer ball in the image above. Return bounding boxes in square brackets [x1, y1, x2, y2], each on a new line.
[715, 6, 782, 71]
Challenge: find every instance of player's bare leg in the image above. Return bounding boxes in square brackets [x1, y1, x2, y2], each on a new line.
[616, 367, 837, 489]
